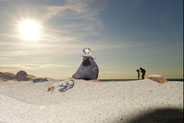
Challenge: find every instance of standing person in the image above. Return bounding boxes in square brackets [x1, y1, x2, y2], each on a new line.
[136, 69, 140, 80]
[140, 67, 146, 79]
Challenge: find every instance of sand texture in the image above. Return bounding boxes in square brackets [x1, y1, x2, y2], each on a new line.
[0, 79, 183, 123]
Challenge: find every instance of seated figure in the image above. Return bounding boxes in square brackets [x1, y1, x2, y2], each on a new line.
[72, 48, 99, 80]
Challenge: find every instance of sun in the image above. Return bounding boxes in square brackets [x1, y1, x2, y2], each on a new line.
[17, 19, 42, 41]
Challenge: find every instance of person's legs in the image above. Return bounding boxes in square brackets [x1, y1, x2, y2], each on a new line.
[142, 73, 145, 79]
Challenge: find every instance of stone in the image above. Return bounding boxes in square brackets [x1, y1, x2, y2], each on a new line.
[148, 75, 167, 83]
[33, 78, 48, 83]
[72, 57, 99, 80]
[26, 75, 36, 80]
[16, 70, 29, 81]
[81, 48, 96, 59]
[0, 72, 16, 81]
[58, 80, 75, 92]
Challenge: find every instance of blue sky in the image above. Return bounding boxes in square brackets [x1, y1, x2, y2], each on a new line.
[0, 0, 183, 79]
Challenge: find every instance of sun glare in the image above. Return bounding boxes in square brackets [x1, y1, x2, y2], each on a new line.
[17, 19, 42, 41]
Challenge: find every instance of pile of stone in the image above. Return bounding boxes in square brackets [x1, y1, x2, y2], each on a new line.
[148, 75, 167, 83]
[0, 72, 16, 81]
[0, 70, 36, 81]
[72, 48, 99, 80]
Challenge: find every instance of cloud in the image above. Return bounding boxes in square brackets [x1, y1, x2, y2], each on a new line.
[41, 0, 104, 35]
[42, 5, 70, 21]
[0, 64, 68, 71]
[0, 40, 146, 58]
[0, 0, 107, 56]
[0, 0, 145, 61]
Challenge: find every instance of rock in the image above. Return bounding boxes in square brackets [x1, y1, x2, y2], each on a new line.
[81, 48, 96, 59]
[33, 78, 48, 83]
[26, 75, 36, 80]
[0, 71, 35, 81]
[16, 70, 29, 81]
[0, 72, 16, 81]
[72, 57, 99, 80]
[58, 80, 75, 92]
[148, 75, 167, 83]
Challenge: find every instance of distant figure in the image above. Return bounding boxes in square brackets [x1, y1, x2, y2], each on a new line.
[140, 67, 146, 79]
[72, 48, 99, 80]
[136, 69, 140, 80]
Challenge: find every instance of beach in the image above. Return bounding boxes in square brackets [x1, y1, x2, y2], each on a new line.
[0, 79, 183, 123]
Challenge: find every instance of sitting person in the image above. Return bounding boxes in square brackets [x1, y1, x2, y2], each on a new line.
[72, 48, 99, 80]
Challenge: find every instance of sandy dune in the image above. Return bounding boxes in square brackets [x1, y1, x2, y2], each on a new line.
[0, 79, 183, 123]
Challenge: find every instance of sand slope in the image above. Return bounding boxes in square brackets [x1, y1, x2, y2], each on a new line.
[0, 79, 183, 123]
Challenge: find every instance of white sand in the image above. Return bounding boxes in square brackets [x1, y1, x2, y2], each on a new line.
[0, 79, 183, 123]
[148, 75, 162, 77]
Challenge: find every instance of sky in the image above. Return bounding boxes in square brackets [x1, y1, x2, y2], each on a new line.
[0, 0, 183, 79]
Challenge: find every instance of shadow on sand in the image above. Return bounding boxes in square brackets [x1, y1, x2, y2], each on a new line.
[118, 108, 183, 123]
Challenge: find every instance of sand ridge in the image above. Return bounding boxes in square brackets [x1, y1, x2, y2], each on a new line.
[0, 79, 183, 123]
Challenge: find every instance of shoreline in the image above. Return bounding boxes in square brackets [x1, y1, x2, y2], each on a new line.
[99, 79, 184, 82]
